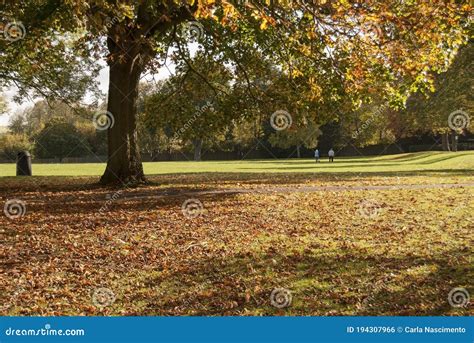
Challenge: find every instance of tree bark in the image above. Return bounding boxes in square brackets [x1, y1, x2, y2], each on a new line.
[100, 55, 145, 185]
[296, 144, 301, 158]
[193, 139, 202, 161]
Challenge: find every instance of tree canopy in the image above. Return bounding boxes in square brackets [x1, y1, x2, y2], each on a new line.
[404, 39, 473, 134]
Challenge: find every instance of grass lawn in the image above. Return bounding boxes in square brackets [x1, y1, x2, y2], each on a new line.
[0, 151, 473, 316]
[1, 151, 474, 177]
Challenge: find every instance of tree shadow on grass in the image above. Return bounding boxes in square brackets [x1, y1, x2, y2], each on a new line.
[234, 152, 469, 165]
[239, 154, 472, 170]
[2, 169, 473, 201]
[160, 170, 474, 180]
[239, 164, 474, 172]
[138, 247, 472, 316]
[11, 187, 242, 218]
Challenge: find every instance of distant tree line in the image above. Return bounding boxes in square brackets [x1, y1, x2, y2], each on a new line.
[1, 41, 472, 162]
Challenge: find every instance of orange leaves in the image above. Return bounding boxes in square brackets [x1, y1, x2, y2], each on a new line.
[219, 1, 241, 28]
[194, 0, 217, 19]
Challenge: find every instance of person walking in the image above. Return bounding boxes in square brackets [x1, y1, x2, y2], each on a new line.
[328, 148, 335, 162]
[314, 148, 320, 163]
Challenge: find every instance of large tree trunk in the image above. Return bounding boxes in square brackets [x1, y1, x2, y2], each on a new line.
[193, 139, 202, 161]
[97, 3, 195, 185]
[100, 53, 145, 185]
[441, 132, 450, 151]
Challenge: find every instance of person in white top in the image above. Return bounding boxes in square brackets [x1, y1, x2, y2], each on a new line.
[314, 148, 320, 163]
[328, 148, 335, 162]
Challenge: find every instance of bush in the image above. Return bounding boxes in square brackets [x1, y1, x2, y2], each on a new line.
[0, 133, 34, 161]
[34, 119, 91, 161]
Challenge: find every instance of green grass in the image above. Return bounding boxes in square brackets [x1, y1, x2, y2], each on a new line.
[1, 151, 473, 177]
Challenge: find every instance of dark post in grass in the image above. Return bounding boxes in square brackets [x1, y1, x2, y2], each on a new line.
[16, 151, 32, 176]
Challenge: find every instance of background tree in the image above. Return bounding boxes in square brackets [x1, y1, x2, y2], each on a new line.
[4, 99, 107, 158]
[269, 118, 321, 158]
[344, 99, 396, 148]
[34, 119, 91, 162]
[75, 121, 108, 157]
[0, 94, 7, 115]
[145, 52, 232, 161]
[0, 133, 33, 161]
[8, 111, 27, 135]
[396, 40, 474, 151]
[137, 81, 172, 160]
[226, 117, 264, 157]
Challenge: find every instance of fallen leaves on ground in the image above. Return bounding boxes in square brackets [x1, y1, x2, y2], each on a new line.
[0, 173, 473, 316]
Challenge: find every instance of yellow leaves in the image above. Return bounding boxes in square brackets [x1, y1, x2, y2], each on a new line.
[220, 1, 241, 26]
[249, 10, 275, 31]
[309, 78, 322, 100]
[289, 66, 303, 78]
[195, 0, 217, 19]
[306, 31, 317, 40]
[222, 1, 235, 16]
[333, 0, 351, 11]
[117, 3, 134, 19]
